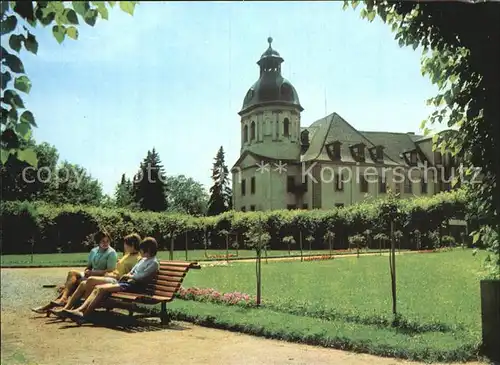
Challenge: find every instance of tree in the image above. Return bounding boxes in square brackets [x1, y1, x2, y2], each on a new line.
[244, 215, 270, 306]
[206, 146, 232, 216]
[44, 160, 103, 206]
[115, 173, 134, 208]
[132, 148, 167, 212]
[343, 0, 499, 277]
[0, 138, 58, 201]
[1, 1, 138, 167]
[165, 175, 208, 216]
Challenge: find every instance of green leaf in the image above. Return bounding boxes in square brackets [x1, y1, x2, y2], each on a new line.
[367, 10, 376, 22]
[14, 75, 31, 93]
[25, 32, 38, 54]
[52, 25, 66, 43]
[419, 119, 427, 130]
[20, 110, 36, 126]
[83, 8, 98, 26]
[72, 1, 90, 17]
[13, 1, 35, 23]
[1, 71, 11, 89]
[1, 15, 17, 35]
[15, 121, 31, 139]
[96, 2, 109, 20]
[472, 232, 480, 244]
[66, 26, 78, 40]
[8, 34, 24, 52]
[351, 0, 360, 10]
[342, 1, 349, 11]
[3, 89, 24, 108]
[4, 52, 24, 73]
[7, 106, 17, 123]
[108, 1, 116, 7]
[17, 147, 38, 167]
[0, 148, 11, 165]
[64, 8, 79, 24]
[119, 1, 135, 15]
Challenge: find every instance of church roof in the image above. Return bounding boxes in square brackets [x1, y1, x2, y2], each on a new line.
[301, 113, 401, 165]
[239, 38, 303, 115]
[359, 131, 424, 164]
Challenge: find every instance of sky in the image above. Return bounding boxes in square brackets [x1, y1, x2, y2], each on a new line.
[18, 1, 440, 195]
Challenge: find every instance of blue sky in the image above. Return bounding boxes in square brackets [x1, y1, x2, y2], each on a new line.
[19, 1, 439, 195]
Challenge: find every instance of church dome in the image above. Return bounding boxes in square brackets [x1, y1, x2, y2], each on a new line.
[239, 37, 303, 115]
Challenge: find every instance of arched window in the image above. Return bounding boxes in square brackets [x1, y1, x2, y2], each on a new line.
[250, 121, 256, 140]
[283, 118, 290, 137]
[243, 125, 248, 142]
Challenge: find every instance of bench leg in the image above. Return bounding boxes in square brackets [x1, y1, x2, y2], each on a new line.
[160, 302, 169, 325]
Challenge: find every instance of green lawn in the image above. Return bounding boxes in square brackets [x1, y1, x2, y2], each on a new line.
[0, 248, 391, 266]
[168, 249, 486, 361]
[1, 249, 488, 362]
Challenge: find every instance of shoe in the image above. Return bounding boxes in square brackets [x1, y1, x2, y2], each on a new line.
[31, 307, 48, 314]
[62, 310, 86, 325]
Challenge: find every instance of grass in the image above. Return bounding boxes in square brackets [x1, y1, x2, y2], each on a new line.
[2, 249, 488, 362]
[168, 249, 487, 362]
[0, 248, 393, 267]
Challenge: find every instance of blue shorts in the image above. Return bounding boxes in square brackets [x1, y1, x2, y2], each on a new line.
[118, 281, 144, 292]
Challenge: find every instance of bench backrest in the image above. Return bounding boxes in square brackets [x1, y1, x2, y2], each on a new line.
[143, 260, 201, 299]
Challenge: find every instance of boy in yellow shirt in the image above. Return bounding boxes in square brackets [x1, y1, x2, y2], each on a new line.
[51, 233, 141, 313]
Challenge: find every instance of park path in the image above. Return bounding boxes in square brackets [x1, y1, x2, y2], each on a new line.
[1, 267, 485, 365]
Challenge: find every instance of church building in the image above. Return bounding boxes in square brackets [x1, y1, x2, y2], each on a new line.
[231, 38, 457, 212]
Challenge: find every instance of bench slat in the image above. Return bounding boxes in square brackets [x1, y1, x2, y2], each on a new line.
[159, 261, 199, 267]
[159, 265, 190, 273]
[155, 275, 184, 283]
[150, 289, 177, 297]
[147, 282, 180, 290]
[156, 270, 186, 278]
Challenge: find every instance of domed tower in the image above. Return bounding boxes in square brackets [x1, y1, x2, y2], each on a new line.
[239, 37, 303, 161]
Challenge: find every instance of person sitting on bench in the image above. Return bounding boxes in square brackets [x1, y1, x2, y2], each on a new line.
[51, 233, 142, 313]
[31, 230, 117, 313]
[60, 237, 160, 321]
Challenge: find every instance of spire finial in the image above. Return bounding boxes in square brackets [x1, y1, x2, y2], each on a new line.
[267, 36, 273, 47]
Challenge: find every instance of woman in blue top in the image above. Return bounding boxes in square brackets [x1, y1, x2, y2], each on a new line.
[31, 230, 117, 313]
[61, 237, 159, 322]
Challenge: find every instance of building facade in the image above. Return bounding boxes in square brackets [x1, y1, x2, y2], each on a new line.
[231, 38, 457, 212]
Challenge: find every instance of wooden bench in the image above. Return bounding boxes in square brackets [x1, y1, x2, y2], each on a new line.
[100, 260, 201, 324]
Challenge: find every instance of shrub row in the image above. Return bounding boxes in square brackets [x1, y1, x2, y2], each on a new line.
[0, 190, 469, 254]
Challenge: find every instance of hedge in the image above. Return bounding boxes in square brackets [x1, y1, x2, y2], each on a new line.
[0, 190, 469, 255]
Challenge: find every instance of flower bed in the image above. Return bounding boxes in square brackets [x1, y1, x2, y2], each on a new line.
[205, 253, 237, 259]
[303, 255, 335, 262]
[177, 286, 257, 307]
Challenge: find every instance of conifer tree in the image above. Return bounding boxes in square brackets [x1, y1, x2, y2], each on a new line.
[132, 148, 168, 212]
[207, 146, 232, 216]
[115, 173, 134, 208]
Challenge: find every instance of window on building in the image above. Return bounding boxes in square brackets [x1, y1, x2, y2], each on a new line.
[410, 151, 418, 165]
[335, 172, 344, 191]
[302, 203, 308, 210]
[376, 146, 384, 161]
[326, 141, 342, 161]
[357, 145, 365, 161]
[250, 177, 255, 194]
[241, 206, 246, 212]
[250, 205, 256, 211]
[283, 118, 290, 137]
[243, 125, 248, 143]
[241, 179, 246, 196]
[287, 176, 295, 193]
[287, 204, 297, 210]
[404, 177, 413, 194]
[250, 121, 256, 140]
[421, 178, 427, 194]
[335, 203, 344, 208]
[379, 174, 387, 193]
[434, 151, 442, 165]
[360, 173, 369, 193]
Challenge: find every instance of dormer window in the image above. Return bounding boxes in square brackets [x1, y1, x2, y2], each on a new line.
[250, 121, 256, 140]
[350, 143, 365, 162]
[410, 151, 418, 165]
[326, 141, 342, 161]
[369, 145, 384, 162]
[434, 151, 442, 165]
